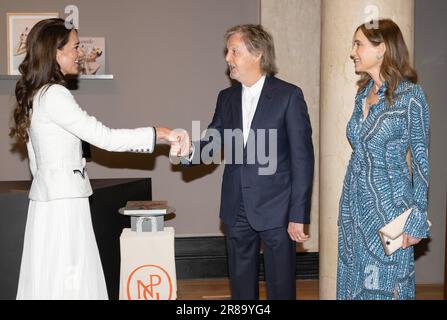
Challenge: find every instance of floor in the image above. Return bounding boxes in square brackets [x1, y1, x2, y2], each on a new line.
[177, 279, 444, 300]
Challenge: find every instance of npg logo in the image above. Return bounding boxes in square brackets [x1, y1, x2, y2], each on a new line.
[126, 264, 173, 300]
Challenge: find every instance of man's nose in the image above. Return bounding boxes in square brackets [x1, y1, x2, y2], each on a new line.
[225, 52, 231, 62]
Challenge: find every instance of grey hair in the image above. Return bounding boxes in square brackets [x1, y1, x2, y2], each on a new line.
[225, 24, 278, 76]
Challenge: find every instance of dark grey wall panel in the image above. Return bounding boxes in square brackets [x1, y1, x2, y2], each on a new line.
[414, 0, 447, 284]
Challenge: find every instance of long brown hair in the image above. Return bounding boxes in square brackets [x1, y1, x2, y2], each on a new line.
[225, 24, 278, 76]
[356, 19, 417, 105]
[10, 18, 74, 143]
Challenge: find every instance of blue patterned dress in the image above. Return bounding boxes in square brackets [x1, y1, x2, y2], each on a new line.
[337, 80, 430, 300]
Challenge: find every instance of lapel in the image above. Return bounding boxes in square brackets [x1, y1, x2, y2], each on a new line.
[229, 77, 275, 155]
[231, 83, 243, 130]
[230, 76, 275, 131]
[250, 76, 274, 130]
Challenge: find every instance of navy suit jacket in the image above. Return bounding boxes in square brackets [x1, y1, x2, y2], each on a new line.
[190, 76, 314, 231]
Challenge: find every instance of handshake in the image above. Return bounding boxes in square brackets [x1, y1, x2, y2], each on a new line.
[156, 127, 191, 158]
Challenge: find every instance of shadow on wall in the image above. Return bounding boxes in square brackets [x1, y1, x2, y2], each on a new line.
[9, 134, 220, 184]
[414, 238, 432, 260]
[91, 145, 158, 171]
[92, 144, 220, 182]
[172, 162, 220, 183]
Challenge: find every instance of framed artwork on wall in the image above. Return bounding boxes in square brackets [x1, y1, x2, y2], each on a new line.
[6, 12, 59, 75]
[79, 37, 106, 75]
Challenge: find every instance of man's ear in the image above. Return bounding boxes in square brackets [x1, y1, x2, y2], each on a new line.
[253, 52, 262, 64]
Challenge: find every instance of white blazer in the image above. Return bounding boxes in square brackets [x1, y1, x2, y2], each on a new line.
[27, 84, 155, 201]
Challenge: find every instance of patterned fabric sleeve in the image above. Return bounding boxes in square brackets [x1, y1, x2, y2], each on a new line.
[404, 85, 430, 239]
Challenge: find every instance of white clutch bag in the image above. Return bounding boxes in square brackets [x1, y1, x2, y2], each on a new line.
[378, 208, 432, 256]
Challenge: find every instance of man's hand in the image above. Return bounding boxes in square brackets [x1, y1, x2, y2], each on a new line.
[168, 129, 191, 157]
[402, 234, 421, 249]
[288, 222, 309, 243]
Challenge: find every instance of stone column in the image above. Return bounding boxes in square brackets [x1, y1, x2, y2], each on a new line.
[261, 0, 322, 253]
[319, 0, 414, 299]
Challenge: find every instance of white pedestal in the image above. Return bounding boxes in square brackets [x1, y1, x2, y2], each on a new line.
[119, 227, 177, 300]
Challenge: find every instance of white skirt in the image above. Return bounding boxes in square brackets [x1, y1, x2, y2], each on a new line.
[16, 198, 108, 300]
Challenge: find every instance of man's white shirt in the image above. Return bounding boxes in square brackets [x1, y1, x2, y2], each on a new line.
[242, 75, 266, 145]
[185, 74, 266, 161]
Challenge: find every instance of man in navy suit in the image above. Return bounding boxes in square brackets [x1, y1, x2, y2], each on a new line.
[178, 24, 314, 300]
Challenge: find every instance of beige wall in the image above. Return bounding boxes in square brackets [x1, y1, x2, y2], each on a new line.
[0, 0, 260, 235]
[261, 0, 321, 252]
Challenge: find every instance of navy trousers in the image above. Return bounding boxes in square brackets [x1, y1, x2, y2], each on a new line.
[224, 199, 296, 300]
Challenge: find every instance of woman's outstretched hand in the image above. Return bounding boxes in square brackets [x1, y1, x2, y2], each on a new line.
[155, 127, 191, 157]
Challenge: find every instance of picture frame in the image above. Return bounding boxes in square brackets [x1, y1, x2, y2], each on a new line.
[79, 37, 106, 75]
[6, 12, 59, 75]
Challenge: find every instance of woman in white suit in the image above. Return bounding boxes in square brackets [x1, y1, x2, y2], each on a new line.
[10, 18, 189, 299]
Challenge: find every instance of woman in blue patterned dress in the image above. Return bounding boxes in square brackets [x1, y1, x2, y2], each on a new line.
[337, 19, 430, 300]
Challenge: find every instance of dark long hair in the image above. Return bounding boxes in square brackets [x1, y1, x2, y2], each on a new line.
[356, 19, 417, 105]
[10, 18, 73, 143]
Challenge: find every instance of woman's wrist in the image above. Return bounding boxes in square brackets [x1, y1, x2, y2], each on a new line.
[155, 127, 172, 142]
